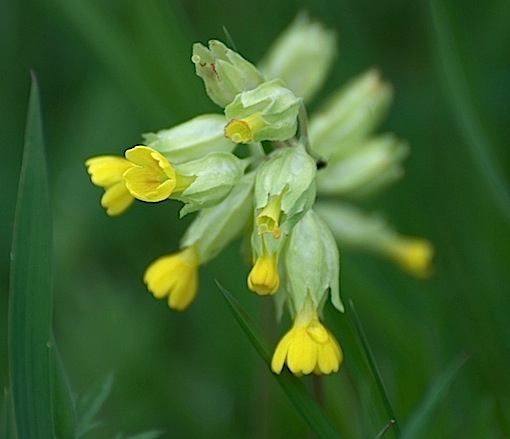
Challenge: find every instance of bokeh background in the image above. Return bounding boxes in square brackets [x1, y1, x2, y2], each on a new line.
[2, 0, 510, 437]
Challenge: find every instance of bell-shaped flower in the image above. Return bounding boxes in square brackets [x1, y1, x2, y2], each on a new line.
[192, 40, 264, 107]
[144, 245, 200, 311]
[224, 79, 301, 144]
[271, 297, 342, 375]
[85, 155, 135, 216]
[254, 143, 317, 237]
[315, 201, 433, 278]
[259, 13, 337, 102]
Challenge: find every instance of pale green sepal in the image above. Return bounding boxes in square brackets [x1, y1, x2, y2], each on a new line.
[142, 114, 236, 164]
[172, 153, 247, 216]
[284, 210, 342, 316]
[254, 143, 316, 234]
[316, 133, 409, 198]
[192, 40, 264, 107]
[224, 79, 301, 143]
[259, 12, 337, 102]
[180, 172, 255, 263]
[309, 69, 393, 158]
[314, 201, 392, 251]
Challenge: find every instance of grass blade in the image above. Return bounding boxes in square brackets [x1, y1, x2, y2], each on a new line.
[430, 0, 510, 223]
[8, 74, 54, 438]
[216, 281, 342, 439]
[347, 300, 400, 437]
[400, 355, 467, 439]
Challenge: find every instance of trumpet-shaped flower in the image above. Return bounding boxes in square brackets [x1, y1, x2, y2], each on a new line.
[85, 155, 135, 216]
[144, 246, 200, 311]
[272, 297, 342, 375]
[383, 237, 434, 278]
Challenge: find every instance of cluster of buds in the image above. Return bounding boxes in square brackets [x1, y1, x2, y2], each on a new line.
[86, 13, 433, 376]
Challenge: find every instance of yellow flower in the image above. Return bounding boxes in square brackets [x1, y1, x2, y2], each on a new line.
[143, 246, 200, 311]
[247, 250, 279, 295]
[271, 298, 342, 375]
[123, 146, 195, 202]
[384, 237, 434, 278]
[224, 112, 265, 144]
[85, 155, 135, 216]
[256, 194, 282, 238]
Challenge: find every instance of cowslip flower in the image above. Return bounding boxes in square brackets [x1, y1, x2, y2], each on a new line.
[272, 297, 343, 375]
[247, 243, 280, 296]
[85, 155, 135, 216]
[144, 246, 200, 311]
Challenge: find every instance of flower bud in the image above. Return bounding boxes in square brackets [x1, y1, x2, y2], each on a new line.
[254, 143, 316, 236]
[180, 172, 255, 263]
[192, 40, 264, 107]
[316, 133, 409, 198]
[314, 201, 433, 277]
[259, 13, 337, 102]
[172, 152, 247, 216]
[309, 69, 393, 158]
[284, 210, 343, 315]
[142, 114, 237, 164]
[224, 79, 301, 144]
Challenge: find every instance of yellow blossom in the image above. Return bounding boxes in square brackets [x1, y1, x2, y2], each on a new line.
[123, 146, 194, 202]
[85, 155, 135, 216]
[272, 298, 342, 375]
[384, 237, 434, 278]
[224, 112, 265, 144]
[247, 251, 279, 295]
[256, 195, 282, 238]
[143, 246, 200, 311]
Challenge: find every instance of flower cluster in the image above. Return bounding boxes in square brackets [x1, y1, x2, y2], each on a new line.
[86, 14, 433, 376]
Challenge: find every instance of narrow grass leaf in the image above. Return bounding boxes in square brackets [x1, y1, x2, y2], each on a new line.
[400, 355, 467, 439]
[114, 431, 163, 439]
[217, 281, 342, 439]
[8, 74, 54, 438]
[75, 374, 114, 438]
[2, 388, 14, 439]
[49, 335, 77, 439]
[429, 0, 510, 223]
[348, 300, 400, 437]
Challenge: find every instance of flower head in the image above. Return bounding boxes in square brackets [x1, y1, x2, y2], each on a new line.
[384, 237, 434, 278]
[85, 155, 135, 216]
[271, 298, 342, 375]
[144, 246, 200, 311]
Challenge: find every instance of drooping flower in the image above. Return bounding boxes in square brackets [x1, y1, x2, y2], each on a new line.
[85, 155, 135, 216]
[144, 246, 200, 311]
[272, 297, 342, 375]
[247, 246, 280, 296]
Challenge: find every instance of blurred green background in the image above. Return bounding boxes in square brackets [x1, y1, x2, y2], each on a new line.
[2, 0, 510, 437]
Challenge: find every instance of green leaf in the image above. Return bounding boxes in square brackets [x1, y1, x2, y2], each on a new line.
[75, 374, 114, 438]
[216, 281, 342, 439]
[2, 388, 15, 439]
[8, 73, 54, 438]
[49, 335, 78, 439]
[347, 300, 400, 437]
[400, 355, 467, 439]
[114, 431, 163, 439]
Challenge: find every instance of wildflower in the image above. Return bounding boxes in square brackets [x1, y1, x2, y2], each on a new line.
[224, 79, 301, 144]
[247, 245, 279, 295]
[314, 201, 434, 277]
[144, 246, 199, 311]
[259, 12, 337, 102]
[192, 40, 264, 107]
[85, 155, 135, 216]
[271, 297, 342, 375]
[123, 146, 194, 202]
